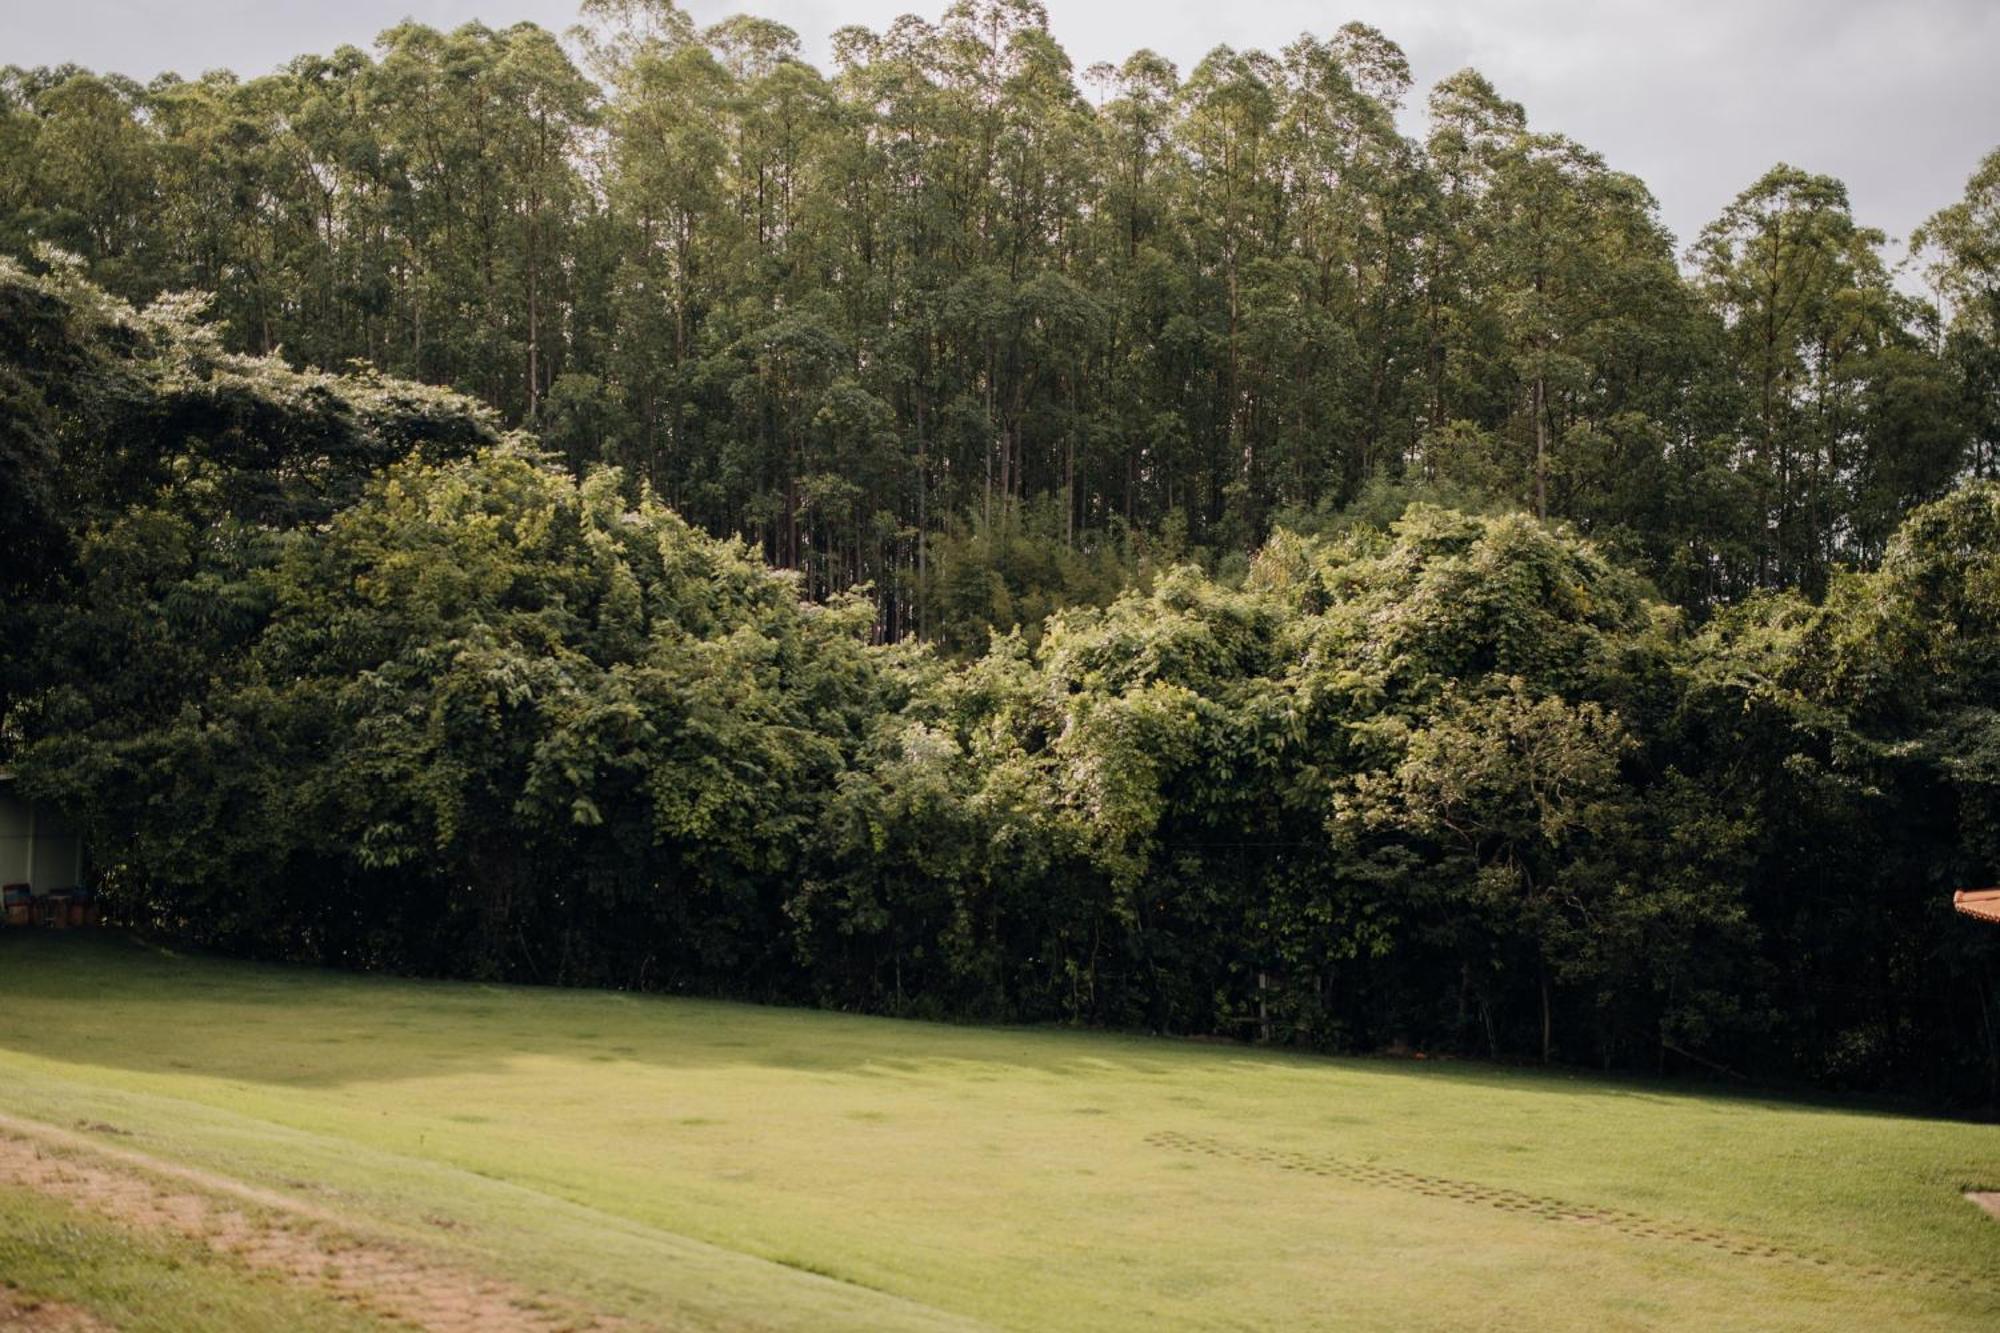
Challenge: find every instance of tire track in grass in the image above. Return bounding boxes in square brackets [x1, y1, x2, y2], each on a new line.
[1145, 1129, 1990, 1295]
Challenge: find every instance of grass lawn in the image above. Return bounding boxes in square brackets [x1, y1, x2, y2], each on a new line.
[0, 932, 1996, 1331]
[0, 1180, 394, 1333]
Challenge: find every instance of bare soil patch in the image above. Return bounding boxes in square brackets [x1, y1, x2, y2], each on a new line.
[0, 1286, 113, 1332]
[0, 1113, 626, 1333]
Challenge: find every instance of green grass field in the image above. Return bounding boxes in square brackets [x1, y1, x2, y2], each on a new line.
[1, 933, 1996, 1331]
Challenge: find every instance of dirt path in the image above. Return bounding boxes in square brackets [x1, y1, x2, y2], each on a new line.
[1146, 1128, 1994, 1296]
[0, 1112, 627, 1332]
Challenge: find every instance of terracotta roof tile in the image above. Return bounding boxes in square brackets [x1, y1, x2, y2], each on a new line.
[1954, 889, 2000, 924]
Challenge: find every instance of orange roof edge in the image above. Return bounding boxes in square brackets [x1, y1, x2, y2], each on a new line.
[1955, 889, 2000, 923]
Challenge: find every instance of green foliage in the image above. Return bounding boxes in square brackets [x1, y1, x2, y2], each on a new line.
[1, 19, 1998, 1105]
[1694, 166, 1967, 596]
[2, 8, 1983, 649]
[19, 440, 891, 983]
[1916, 148, 2000, 479]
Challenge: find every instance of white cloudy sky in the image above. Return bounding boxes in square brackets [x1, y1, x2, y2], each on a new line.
[9, 0, 1997, 262]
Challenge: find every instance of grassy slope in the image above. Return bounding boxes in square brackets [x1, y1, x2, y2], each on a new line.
[0, 1181, 393, 1332]
[0, 933, 1996, 1331]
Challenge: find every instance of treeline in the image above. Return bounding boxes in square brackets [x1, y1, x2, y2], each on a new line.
[4, 1, 1997, 648]
[3, 260, 1997, 1104]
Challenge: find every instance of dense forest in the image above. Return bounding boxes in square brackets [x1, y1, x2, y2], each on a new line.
[5, 1, 2000, 1103]
[7, 0, 1997, 637]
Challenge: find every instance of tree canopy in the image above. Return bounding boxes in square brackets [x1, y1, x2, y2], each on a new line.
[4, 6, 2000, 1107]
[2, 5, 1988, 645]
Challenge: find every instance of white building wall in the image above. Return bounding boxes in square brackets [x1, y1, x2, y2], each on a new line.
[0, 791, 29, 887]
[0, 790, 82, 893]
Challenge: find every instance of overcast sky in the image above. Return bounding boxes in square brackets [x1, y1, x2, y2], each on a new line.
[10, 0, 1997, 265]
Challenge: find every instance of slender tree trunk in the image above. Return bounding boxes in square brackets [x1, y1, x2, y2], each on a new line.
[1540, 965, 1554, 1064]
[526, 222, 541, 421]
[917, 390, 929, 642]
[1979, 966, 1998, 1108]
[1065, 432, 1076, 547]
[1533, 367, 1548, 520]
